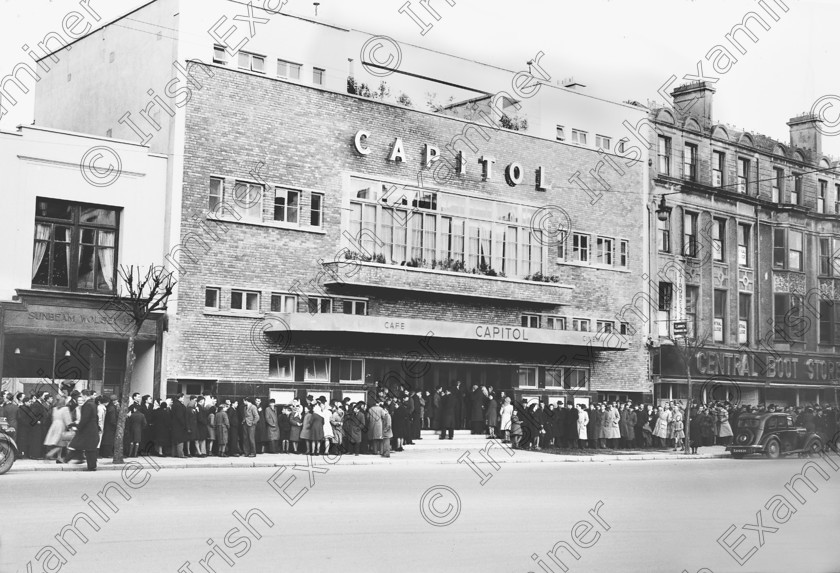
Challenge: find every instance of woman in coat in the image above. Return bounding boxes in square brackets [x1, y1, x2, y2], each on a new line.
[126, 404, 147, 458]
[215, 404, 230, 457]
[345, 404, 365, 456]
[714, 404, 733, 445]
[523, 403, 540, 450]
[207, 406, 217, 456]
[603, 405, 620, 448]
[289, 405, 303, 454]
[330, 404, 344, 454]
[264, 401, 279, 454]
[510, 408, 523, 449]
[577, 404, 589, 449]
[652, 406, 670, 447]
[619, 405, 636, 449]
[499, 397, 513, 443]
[44, 402, 74, 461]
[278, 407, 291, 453]
[484, 394, 499, 439]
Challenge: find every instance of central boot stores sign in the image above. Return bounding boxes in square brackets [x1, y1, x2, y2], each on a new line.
[660, 345, 840, 384]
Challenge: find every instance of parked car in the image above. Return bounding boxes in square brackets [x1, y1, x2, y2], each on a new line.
[0, 416, 18, 475]
[727, 412, 822, 459]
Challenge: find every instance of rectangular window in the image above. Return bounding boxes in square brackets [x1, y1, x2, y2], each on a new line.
[658, 282, 673, 312]
[546, 316, 566, 330]
[205, 287, 220, 310]
[683, 212, 698, 257]
[791, 174, 801, 205]
[232, 181, 263, 220]
[556, 125, 565, 141]
[238, 52, 265, 73]
[658, 212, 671, 253]
[834, 238, 840, 276]
[772, 168, 784, 203]
[564, 368, 588, 390]
[572, 318, 590, 332]
[32, 199, 119, 292]
[274, 189, 300, 224]
[517, 367, 537, 388]
[307, 297, 332, 314]
[658, 135, 671, 175]
[819, 238, 831, 276]
[712, 219, 725, 262]
[209, 177, 223, 211]
[835, 184, 840, 214]
[342, 299, 367, 315]
[277, 59, 301, 79]
[596, 320, 614, 334]
[713, 290, 727, 343]
[737, 158, 750, 194]
[737, 224, 750, 267]
[339, 359, 364, 383]
[310, 193, 323, 227]
[738, 293, 750, 345]
[773, 228, 786, 269]
[595, 135, 611, 150]
[596, 236, 613, 266]
[788, 230, 803, 271]
[819, 300, 833, 345]
[231, 290, 260, 312]
[312, 67, 325, 85]
[269, 355, 294, 379]
[521, 314, 541, 328]
[571, 129, 587, 145]
[712, 151, 725, 187]
[303, 357, 329, 381]
[818, 180, 827, 213]
[382, 207, 408, 264]
[573, 233, 590, 263]
[685, 285, 699, 338]
[774, 294, 804, 343]
[270, 294, 296, 313]
[213, 45, 228, 65]
[684, 143, 697, 181]
[618, 240, 629, 268]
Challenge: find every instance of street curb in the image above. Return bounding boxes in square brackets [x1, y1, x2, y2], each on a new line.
[4, 453, 730, 473]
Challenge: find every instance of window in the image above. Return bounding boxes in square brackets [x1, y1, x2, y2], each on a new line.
[269, 355, 293, 379]
[232, 181, 263, 220]
[307, 297, 332, 314]
[658, 281, 672, 337]
[835, 184, 840, 214]
[571, 129, 587, 145]
[213, 45, 229, 65]
[517, 367, 537, 388]
[738, 224, 750, 267]
[572, 318, 590, 332]
[620, 322, 629, 336]
[546, 316, 566, 330]
[818, 180, 827, 213]
[774, 294, 804, 343]
[773, 228, 786, 269]
[274, 189, 300, 223]
[596, 236, 613, 265]
[32, 199, 119, 292]
[205, 287, 220, 310]
[737, 158, 750, 194]
[573, 233, 590, 262]
[595, 135, 611, 150]
[772, 168, 784, 203]
[277, 59, 301, 79]
[616, 139, 626, 154]
[231, 290, 260, 312]
[819, 300, 840, 346]
[555, 125, 565, 141]
[683, 212, 698, 258]
[618, 240, 629, 268]
[521, 314, 541, 328]
[310, 193, 323, 227]
[312, 67, 325, 86]
[713, 290, 727, 343]
[788, 230, 802, 271]
[791, 174, 801, 205]
[564, 368, 588, 389]
[657, 135, 671, 175]
[712, 219, 725, 262]
[738, 293, 750, 345]
[303, 357, 329, 381]
[209, 177, 223, 211]
[596, 320, 614, 334]
[683, 143, 697, 181]
[833, 238, 840, 276]
[270, 294, 297, 313]
[339, 359, 364, 383]
[342, 299, 367, 315]
[819, 238, 831, 276]
[658, 211, 671, 253]
[712, 151, 725, 187]
[238, 51, 265, 73]
[685, 286, 698, 338]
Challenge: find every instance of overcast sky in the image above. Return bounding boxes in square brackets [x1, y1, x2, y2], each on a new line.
[1, 0, 838, 156]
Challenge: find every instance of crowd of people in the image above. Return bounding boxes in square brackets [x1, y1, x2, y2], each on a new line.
[1, 382, 837, 472]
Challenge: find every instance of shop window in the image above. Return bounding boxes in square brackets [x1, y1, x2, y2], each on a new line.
[339, 359, 364, 383]
[269, 355, 294, 379]
[231, 290, 260, 312]
[205, 287, 220, 310]
[32, 198, 119, 292]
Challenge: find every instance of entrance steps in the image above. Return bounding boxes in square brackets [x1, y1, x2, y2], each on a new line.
[400, 429, 500, 451]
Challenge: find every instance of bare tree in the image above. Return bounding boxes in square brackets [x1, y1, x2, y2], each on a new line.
[110, 265, 176, 464]
[667, 330, 710, 455]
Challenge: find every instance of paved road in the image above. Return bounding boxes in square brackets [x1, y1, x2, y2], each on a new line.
[2, 455, 838, 573]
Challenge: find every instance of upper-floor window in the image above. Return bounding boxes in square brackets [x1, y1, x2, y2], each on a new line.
[205, 287, 220, 310]
[307, 297, 332, 314]
[277, 59, 301, 79]
[657, 136, 671, 175]
[573, 233, 590, 263]
[712, 219, 725, 262]
[818, 180, 827, 213]
[556, 125, 565, 141]
[772, 168, 784, 203]
[342, 299, 367, 315]
[213, 45, 228, 65]
[835, 184, 840, 214]
[596, 320, 614, 334]
[595, 135, 611, 151]
[713, 289, 727, 343]
[712, 150, 725, 188]
[683, 212, 698, 258]
[737, 223, 750, 267]
[32, 199, 119, 292]
[233, 181, 263, 221]
[231, 290, 260, 312]
[521, 314, 541, 328]
[683, 143, 697, 181]
[312, 67, 325, 86]
[571, 129, 587, 145]
[310, 193, 324, 227]
[274, 189, 300, 224]
[209, 177, 223, 211]
[546, 316, 566, 330]
[737, 158, 750, 194]
[774, 228, 803, 271]
[790, 173, 802, 205]
[270, 293, 297, 313]
[572, 318, 591, 332]
[658, 211, 671, 253]
[596, 236, 613, 265]
[618, 240, 629, 268]
[818, 237, 840, 277]
[238, 51, 265, 73]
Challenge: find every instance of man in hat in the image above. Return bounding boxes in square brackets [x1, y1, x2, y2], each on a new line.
[99, 394, 119, 458]
[243, 397, 259, 457]
[69, 390, 100, 471]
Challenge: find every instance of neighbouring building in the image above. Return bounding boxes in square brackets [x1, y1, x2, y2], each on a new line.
[30, 0, 652, 404]
[649, 81, 840, 407]
[0, 126, 168, 399]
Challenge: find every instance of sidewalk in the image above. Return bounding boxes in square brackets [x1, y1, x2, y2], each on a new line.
[5, 446, 730, 473]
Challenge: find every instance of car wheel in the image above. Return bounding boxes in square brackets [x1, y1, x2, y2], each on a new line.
[731, 453, 746, 459]
[806, 438, 823, 457]
[735, 430, 754, 446]
[765, 439, 781, 459]
[0, 441, 15, 475]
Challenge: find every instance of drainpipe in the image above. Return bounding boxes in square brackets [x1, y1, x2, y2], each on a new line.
[754, 153, 763, 404]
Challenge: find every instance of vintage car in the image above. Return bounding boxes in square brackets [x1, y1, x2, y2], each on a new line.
[727, 412, 822, 459]
[0, 416, 18, 475]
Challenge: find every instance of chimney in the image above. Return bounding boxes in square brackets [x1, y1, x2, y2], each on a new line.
[671, 82, 715, 129]
[787, 113, 822, 155]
